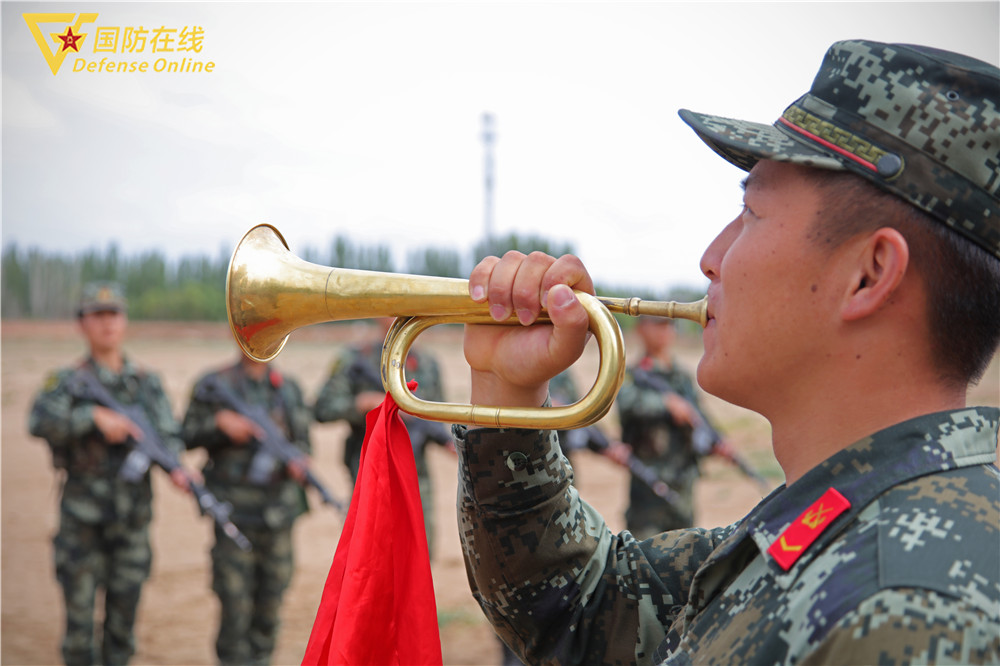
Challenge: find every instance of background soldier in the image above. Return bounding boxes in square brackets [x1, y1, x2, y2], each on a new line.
[616, 316, 724, 538]
[312, 317, 448, 557]
[182, 352, 313, 666]
[28, 282, 191, 666]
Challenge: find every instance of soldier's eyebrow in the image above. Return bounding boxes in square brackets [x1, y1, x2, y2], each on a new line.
[740, 174, 756, 192]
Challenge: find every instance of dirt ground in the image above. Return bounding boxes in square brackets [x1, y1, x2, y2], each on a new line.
[3, 319, 996, 666]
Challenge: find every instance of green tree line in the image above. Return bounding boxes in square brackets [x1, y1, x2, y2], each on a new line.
[3, 232, 640, 321]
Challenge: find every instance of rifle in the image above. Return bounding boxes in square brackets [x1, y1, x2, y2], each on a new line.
[66, 370, 252, 552]
[629, 366, 770, 492]
[562, 425, 683, 505]
[194, 375, 346, 514]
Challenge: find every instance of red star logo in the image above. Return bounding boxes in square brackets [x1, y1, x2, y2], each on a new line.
[56, 26, 83, 53]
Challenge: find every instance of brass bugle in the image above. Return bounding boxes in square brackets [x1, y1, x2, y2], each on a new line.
[227, 223, 707, 430]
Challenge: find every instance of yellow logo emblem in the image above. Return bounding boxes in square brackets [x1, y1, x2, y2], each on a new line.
[23, 13, 99, 75]
[23, 11, 214, 76]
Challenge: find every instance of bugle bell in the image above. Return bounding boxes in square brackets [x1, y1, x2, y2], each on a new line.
[227, 223, 707, 430]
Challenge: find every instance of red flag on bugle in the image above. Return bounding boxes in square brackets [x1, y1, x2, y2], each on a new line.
[302, 382, 442, 666]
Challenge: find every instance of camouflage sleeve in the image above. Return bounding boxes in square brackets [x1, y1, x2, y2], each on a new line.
[181, 375, 230, 452]
[312, 351, 367, 425]
[800, 588, 1000, 665]
[28, 369, 99, 468]
[458, 425, 727, 665]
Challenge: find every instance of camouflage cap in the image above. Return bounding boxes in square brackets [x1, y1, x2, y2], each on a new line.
[679, 40, 1000, 259]
[77, 281, 127, 316]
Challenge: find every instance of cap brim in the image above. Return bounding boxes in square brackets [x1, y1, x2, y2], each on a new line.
[678, 109, 845, 173]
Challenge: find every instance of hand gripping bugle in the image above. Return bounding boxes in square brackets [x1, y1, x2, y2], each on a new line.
[628, 367, 770, 493]
[193, 375, 347, 514]
[66, 370, 252, 552]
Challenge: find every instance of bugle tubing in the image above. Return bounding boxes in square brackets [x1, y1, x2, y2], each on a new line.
[226, 223, 707, 429]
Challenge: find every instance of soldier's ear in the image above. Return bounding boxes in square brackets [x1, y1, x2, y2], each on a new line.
[840, 227, 909, 322]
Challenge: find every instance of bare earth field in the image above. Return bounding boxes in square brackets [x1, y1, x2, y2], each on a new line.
[3, 320, 996, 666]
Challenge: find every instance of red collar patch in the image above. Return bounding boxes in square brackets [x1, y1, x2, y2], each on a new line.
[767, 487, 851, 571]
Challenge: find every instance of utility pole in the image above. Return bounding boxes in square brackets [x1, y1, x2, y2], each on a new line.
[481, 112, 496, 256]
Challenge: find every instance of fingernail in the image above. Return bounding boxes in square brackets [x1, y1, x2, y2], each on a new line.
[470, 285, 485, 301]
[516, 309, 534, 325]
[550, 285, 574, 308]
[490, 304, 509, 321]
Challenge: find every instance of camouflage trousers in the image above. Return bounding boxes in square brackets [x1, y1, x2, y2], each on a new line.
[211, 523, 294, 666]
[53, 512, 152, 666]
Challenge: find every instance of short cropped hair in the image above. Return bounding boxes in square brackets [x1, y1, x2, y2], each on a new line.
[806, 170, 1000, 389]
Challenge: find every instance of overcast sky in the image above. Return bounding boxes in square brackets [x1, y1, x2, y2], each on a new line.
[3, 1, 998, 292]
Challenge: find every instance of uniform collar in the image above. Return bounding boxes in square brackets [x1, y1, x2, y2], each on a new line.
[742, 407, 999, 582]
[233, 360, 269, 384]
[637, 355, 675, 373]
[86, 355, 139, 381]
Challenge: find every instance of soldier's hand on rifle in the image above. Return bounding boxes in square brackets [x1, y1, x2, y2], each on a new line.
[215, 409, 263, 445]
[604, 440, 633, 466]
[712, 438, 737, 460]
[285, 456, 310, 484]
[355, 391, 385, 414]
[93, 405, 143, 444]
[664, 393, 698, 427]
[169, 467, 201, 492]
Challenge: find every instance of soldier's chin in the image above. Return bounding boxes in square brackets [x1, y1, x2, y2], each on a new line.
[695, 356, 729, 403]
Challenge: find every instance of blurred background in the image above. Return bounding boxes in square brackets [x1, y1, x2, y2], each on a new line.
[5, 1, 999, 314]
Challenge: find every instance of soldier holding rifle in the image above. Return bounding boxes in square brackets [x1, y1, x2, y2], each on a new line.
[455, 41, 999, 664]
[28, 282, 197, 666]
[617, 315, 754, 538]
[313, 316, 449, 557]
[182, 351, 315, 666]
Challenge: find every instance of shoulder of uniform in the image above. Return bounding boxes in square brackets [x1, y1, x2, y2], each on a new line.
[120, 357, 154, 380]
[41, 367, 75, 392]
[874, 466, 999, 608]
[133, 365, 162, 386]
[275, 370, 303, 393]
[326, 355, 348, 376]
[194, 367, 226, 386]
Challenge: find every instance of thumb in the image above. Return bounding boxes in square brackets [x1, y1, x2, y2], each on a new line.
[546, 284, 591, 365]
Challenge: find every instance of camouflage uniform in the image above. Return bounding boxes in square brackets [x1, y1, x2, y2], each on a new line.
[182, 361, 311, 666]
[455, 407, 1000, 664]
[616, 357, 702, 538]
[313, 342, 446, 555]
[29, 357, 183, 666]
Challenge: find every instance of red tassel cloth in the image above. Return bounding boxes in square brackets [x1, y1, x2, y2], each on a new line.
[302, 382, 442, 665]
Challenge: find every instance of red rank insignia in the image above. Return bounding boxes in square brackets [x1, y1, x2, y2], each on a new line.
[767, 487, 850, 571]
